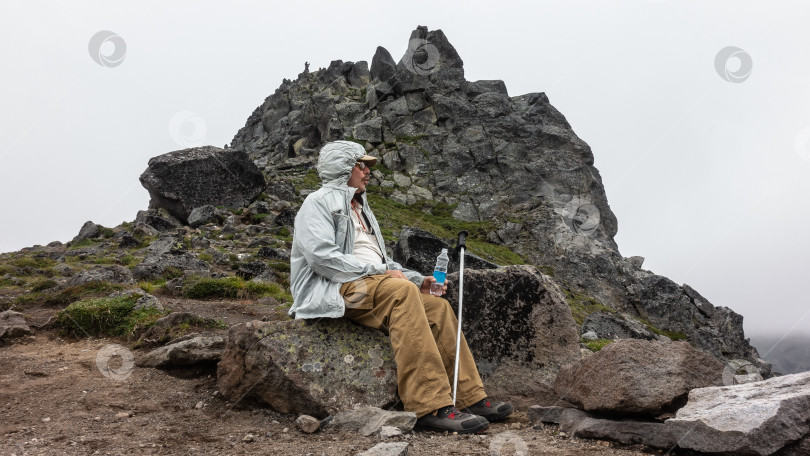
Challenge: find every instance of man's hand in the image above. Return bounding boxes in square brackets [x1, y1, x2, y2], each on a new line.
[420, 276, 448, 295]
[385, 269, 408, 280]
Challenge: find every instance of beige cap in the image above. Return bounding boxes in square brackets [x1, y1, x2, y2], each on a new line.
[358, 154, 378, 166]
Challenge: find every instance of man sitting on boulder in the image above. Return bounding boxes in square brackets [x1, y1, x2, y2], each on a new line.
[289, 140, 513, 434]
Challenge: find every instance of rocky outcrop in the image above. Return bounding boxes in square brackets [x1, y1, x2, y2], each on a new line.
[0, 310, 31, 340]
[392, 227, 497, 274]
[443, 265, 580, 407]
[137, 335, 225, 368]
[227, 25, 760, 369]
[554, 339, 724, 416]
[666, 371, 810, 455]
[217, 319, 399, 418]
[71, 221, 101, 243]
[131, 251, 210, 281]
[139, 146, 265, 223]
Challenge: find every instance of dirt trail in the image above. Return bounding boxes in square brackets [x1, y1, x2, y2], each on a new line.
[1, 326, 663, 455]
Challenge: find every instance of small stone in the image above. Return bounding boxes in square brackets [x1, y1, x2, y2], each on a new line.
[41, 417, 51, 423]
[93, 416, 101, 421]
[379, 425, 402, 439]
[242, 433, 255, 443]
[195, 401, 204, 409]
[295, 415, 321, 434]
[282, 427, 289, 433]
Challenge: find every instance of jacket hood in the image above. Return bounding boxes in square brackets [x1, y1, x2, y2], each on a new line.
[316, 141, 367, 185]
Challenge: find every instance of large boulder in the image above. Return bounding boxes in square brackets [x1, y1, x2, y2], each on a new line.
[554, 339, 724, 415]
[443, 265, 580, 407]
[217, 319, 398, 418]
[139, 146, 265, 223]
[392, 227, 497, 274]
[666, 371, 810, 455]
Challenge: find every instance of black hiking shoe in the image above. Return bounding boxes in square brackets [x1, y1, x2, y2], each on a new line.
[416, 405, 489, 434]
[461, 398, 514, 422]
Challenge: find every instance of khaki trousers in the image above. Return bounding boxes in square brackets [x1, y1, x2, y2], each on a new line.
[340, 275, 487, 418]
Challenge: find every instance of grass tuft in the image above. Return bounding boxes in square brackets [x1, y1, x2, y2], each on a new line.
[56, 296, 166, 338]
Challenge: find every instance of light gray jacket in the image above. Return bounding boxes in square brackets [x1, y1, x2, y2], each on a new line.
[289, 141, 424, 319]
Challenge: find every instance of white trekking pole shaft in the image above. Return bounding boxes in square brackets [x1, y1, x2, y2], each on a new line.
[452, 230, 468, 407]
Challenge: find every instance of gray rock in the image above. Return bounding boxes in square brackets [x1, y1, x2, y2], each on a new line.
[353, 117, 382, 143]
[147, 234, 185, 255]
[370, 46, 398, 83]
[295, 414, 321, 434]
[564, 414, 677, 449]
[581, 312, 656, 341]
[581, 330, 598, 341]
[378, 426, 402, 439]
[257, 246, 290, 260]
[236, 261, 267, 280]
[443, 265, 581, 408]
[217, 319, 399, 418]
[0, 310, 31, 340]
[356, 442, 409, 456]
[527, 405, 573, 425]
[554, 339, 724, 416]
[139, 146, 265, 223]
[131, 252, 210, 281]
[666, 371, 810, 455]
[67, 265, 135, 287]
[392, 227, 497, 275]
[330, 407, 416, 437]
[188, 205, 223, 227]
[72, 221, 100, 243]
[137, 335, 225, 368]
[135, 208, 182, 232]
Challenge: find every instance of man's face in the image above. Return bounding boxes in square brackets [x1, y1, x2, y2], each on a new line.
[347, 161, 371, 194]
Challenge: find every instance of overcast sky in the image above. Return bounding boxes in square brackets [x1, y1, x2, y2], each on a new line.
[2, 1, 809, 340]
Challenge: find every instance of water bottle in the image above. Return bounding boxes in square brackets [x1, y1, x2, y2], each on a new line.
[430, 248, 449, 296]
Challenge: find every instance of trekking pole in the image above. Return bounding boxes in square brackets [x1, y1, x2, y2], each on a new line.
[452, 230, 468, 406]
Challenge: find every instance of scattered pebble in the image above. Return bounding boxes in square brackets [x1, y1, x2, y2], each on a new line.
[242, 433, 255, 443]
[295, 415, 320, 434]
[114, 412, 130, 419]
[41, 417, 51, 423]
[195, 401, 204, 409]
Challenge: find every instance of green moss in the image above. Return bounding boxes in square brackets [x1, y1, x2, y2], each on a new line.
[583, 338, 613, 351]
[198, 253, 214, 263]
[182, 276, 291, 302]
[637, 318, 688, 341]
[9, 257, 56, 271]
[562, 288, 615, 326]
[137, 279, 166, 294]
[68, 238, 97, 249]
[14, 281, 124, 309]
[56, 295, 166, 338]
[294, 169, 322, 193]
[99, 227, 115, 238]
[30, 279, 58, 293]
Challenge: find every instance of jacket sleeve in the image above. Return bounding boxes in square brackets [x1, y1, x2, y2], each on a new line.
[385, 258, 426, 288]
[295, 195, 386, 283]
